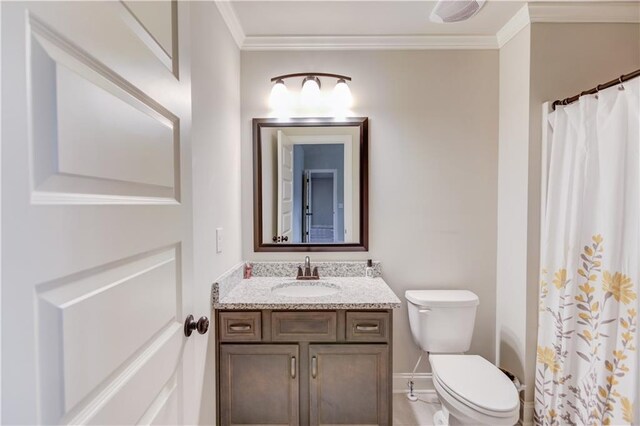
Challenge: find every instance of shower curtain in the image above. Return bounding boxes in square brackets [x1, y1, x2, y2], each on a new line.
[535, 76, 639, 426]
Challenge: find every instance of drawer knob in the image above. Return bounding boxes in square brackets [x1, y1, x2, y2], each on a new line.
[229, 323, 252, 332]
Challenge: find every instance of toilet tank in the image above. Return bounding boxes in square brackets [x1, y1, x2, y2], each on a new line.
[406, 290, 479, 353]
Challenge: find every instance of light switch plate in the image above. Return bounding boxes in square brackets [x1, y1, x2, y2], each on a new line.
[216, 228, 223, 253]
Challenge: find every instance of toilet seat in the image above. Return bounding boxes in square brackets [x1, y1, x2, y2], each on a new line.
[430, 355, 519, 418]
[432, 374, 519, 425]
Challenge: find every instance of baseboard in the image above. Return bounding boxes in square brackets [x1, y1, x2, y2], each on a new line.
[392, 373, 435, 394]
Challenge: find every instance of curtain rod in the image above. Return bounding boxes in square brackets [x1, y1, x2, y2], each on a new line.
[552, 68, 640, 110]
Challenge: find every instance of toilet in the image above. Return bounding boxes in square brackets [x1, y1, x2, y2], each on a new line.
[406, 290, 520, 426]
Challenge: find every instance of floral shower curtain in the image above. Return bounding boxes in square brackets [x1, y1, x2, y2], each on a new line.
[535, 76, 640, 426]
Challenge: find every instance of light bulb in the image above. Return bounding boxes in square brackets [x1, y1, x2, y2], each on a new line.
[269, 79, 289, 111]
[300, 76, 322, 108]
[332, 79, 353, 110]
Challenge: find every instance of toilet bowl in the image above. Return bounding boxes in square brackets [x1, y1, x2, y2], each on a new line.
[430, 354, 519, 425]
[405, 290, 520, 425]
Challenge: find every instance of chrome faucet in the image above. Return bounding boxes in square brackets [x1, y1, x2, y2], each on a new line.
[297, 256, 319, 280]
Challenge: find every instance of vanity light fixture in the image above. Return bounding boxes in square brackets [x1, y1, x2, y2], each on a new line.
[269, 73, 353, 112]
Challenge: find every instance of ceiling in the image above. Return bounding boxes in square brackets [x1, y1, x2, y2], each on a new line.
[231, 1, 525, 37]
[216, 1, 640, 50]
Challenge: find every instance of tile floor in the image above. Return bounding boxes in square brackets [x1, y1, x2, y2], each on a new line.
[392, 393, 441, 425]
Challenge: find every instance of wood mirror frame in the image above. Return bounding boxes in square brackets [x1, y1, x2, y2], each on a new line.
[253, 117, 368, 252]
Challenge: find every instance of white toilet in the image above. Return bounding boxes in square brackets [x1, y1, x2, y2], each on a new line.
[406, 290, 520, 426]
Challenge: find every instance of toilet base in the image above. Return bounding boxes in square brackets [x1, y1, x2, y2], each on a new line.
[433, 409, 447, 425]
[433, 407, 466, 426]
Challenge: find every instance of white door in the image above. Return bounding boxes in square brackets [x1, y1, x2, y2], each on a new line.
[304, 170, 312, 243]
[1, 2, 201, 424]
[304, 170, 338, 243]
[277, 131, 293, 242]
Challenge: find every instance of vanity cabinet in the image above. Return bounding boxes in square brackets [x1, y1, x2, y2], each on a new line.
[219, 344, 299, 425]
[215, 309, 393, 426]
[309, 344, 389, 425]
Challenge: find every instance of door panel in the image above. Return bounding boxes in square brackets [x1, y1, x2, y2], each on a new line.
[309, 344, 390, 426]
[1, 1, 194, 424]
[37, 248, 179, 414]
[220, 344, 299, 426]
[120, 0, 176, 75]
[277, 131, 294, 241]
[28, 12, 179, 202]
[72, 328, 182, 425]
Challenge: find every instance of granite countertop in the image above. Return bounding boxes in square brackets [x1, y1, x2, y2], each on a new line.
[213, 276, 401, 310]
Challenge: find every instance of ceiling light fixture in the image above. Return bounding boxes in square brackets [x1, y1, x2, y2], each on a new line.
[430, 0, 486, 23]
[269, 73, 353, 113]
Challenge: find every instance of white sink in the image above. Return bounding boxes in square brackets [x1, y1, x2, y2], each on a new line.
[272, 281, 340, 298]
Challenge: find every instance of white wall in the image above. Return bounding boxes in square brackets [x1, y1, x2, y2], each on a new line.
[189, 3, 242, 424]
[241, 50, 500, 375]
[496, 22, 531, 406]
[496, 22, 640, 424]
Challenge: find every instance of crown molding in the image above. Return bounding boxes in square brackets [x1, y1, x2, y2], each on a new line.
[242, 35, 498, 51]
[496, 4, 530, 48]
[528, 2, 640, 24]
[213, 1, 245, 48]
[216, 1, 640, 51]
[497, 2, 640, 47]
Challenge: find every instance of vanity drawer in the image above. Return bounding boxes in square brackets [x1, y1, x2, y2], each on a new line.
[345, 311, 390, 342]
[272, 311, 337, 342]
[219, 312, 262, 341]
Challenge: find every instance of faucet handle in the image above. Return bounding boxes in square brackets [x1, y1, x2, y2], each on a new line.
[297, 266, 303, 278]
[312, 266, 319, 278]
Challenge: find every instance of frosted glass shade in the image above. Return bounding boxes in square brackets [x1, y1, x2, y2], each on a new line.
[269, 80, 289, 111]
[300, 77, 321, 108]
[332, 79, 353, 110]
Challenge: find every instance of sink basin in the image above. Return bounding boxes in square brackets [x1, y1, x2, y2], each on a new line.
[272, 281, 340, 298]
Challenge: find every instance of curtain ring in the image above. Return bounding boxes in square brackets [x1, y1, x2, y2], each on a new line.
[618, 75, 625, 91]
[595, 84, 601, 99]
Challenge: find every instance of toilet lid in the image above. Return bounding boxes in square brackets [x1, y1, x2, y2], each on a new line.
[430, 355, 519, 416]
[405, 290, 479, 307]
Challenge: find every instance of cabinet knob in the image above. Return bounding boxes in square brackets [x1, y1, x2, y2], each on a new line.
[184, 315, 209, 337]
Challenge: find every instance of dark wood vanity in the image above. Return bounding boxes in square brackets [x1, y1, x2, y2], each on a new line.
[215, 309, 393, 426]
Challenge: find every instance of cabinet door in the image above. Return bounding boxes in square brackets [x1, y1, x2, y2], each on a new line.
[309, 344, 390, 426]
[220, 344, 299, 426]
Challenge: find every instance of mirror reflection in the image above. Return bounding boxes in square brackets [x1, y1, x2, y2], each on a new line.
[259, 125, 361, 245]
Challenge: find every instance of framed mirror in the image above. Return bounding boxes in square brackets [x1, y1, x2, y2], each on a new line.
[253, 117, 368, 252]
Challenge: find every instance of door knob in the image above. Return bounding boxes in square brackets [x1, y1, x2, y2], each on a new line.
[184, 314, 209, 337]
